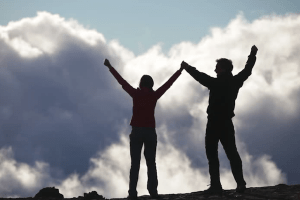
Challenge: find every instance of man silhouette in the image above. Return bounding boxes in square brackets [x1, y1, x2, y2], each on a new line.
[181, 45, 258, 194]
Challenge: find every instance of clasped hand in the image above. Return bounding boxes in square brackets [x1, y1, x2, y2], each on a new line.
[180, 61, 189, 70]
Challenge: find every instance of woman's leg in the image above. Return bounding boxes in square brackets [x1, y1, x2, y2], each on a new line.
[128, 128, 144, 197]
[143, 128, 158, 195]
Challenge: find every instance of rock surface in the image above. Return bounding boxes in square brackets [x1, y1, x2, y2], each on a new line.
[34, 187, 64, 199]
[83, 191, 105, 200]
[1, 184, 299, 200]
[111, 184, 300, 200]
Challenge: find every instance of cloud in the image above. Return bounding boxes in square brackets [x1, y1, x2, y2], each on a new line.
[0, 11, 132, 178]
[0, 11, 298, 198]
[0, 147, 51, 197]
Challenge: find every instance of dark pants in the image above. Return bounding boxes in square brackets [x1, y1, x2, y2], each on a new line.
[128, 126, 158, 197]
[205, 118, 246, 187]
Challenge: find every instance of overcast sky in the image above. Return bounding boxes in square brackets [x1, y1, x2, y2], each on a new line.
[1, 0, 300, 55]
[0, 1, 299, 199]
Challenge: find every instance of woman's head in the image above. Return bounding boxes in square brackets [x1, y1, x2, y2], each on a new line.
[139, 75, 154, 90]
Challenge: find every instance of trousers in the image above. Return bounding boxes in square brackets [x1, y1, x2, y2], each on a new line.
[205, 118, 246, 186]
[128, 126, 158, 196]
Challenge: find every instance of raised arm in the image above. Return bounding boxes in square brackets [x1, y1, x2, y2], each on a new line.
[155, 64, 184, 99]
[235, 45, 258, 83]
[104, 59, 135, 97]
[182, 61, 214, 88]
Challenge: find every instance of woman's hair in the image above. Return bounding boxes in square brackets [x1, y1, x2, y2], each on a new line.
[139, 75, 154, 90]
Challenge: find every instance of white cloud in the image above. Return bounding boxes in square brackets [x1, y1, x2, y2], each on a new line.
[0, 11, 298, 198]
[0, 147, 51, 197]
[123, 13, 300, 121]
[0, 12, 106, 57]
[0, 10, 132, 182]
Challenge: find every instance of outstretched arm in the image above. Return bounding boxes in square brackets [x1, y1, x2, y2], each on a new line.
[235, 45, 258, 83]
[182, 61, 214, 88]
[155, 64, 185, 99]
[104, 59, 135, 97]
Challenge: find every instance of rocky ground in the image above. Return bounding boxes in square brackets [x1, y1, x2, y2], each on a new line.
[111, 184, 300, 200]
[1, 184, 299, 200]
[114, 184, 300, 200]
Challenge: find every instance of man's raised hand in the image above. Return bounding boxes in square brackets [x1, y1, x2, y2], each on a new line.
[251, 45, 258, 56]
[104, 59, 112, 68]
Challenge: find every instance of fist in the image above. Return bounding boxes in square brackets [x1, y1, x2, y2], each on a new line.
[104, 59, 111, 67]
[251, 45, 258, 55]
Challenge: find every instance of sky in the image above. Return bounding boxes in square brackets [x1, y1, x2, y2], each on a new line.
[0, 0, 300, 199]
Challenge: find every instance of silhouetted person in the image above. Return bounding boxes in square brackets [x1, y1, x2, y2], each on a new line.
[181, 45, 258, 194]
[104, 59, 185, 199]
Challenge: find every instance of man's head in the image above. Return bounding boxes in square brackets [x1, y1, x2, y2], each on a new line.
[215, 58, 233, 76]
[139, 75, 154, 90]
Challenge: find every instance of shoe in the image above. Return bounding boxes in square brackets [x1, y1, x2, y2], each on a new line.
[127, 195, 138, 200]
[150, 193, 161, 199]
[203, 184, 223, 195]
[236, 185, 246, 193]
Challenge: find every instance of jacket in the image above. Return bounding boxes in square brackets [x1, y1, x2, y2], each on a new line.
[109, 67, 181, 127]
[185, 54, 256, 119]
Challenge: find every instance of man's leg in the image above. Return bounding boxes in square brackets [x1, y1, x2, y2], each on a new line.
[143, 128, 158, 196]
[220, 120, 246, 188]
[205, 119, 222, 188]
[128, 128, 144, 197]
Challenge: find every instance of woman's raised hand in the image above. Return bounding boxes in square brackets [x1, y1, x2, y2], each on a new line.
[104, 59, 112, 68]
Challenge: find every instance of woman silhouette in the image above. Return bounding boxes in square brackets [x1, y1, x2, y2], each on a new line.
[104, 59, 185, 199]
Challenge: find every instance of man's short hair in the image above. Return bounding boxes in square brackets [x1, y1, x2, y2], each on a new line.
[216, 58, 233, 72]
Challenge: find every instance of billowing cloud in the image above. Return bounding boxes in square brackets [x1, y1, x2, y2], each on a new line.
[0, 11, 298, 198]
[0, 147, 51, 197]
[0, 11, 132, 178]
